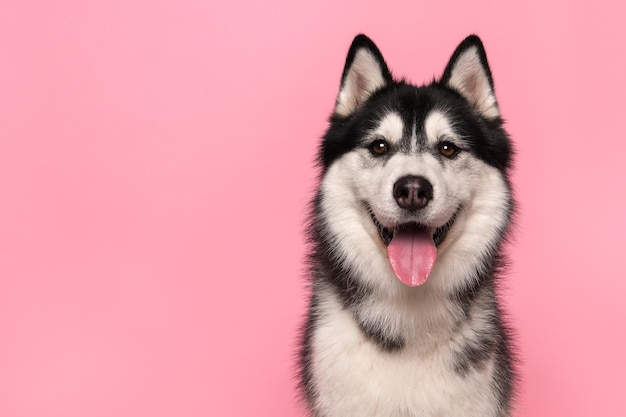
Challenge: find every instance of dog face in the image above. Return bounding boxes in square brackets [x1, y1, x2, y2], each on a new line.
[317, 35, 513, 290]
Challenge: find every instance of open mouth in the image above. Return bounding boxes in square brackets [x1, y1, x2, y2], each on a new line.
[369, 208, 460, 247]
[367, 206, 461, 287]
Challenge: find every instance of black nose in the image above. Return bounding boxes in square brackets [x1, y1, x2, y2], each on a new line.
[393, 175, 433, 210]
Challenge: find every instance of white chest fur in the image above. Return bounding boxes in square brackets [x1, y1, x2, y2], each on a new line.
[310, 294, 501, 417]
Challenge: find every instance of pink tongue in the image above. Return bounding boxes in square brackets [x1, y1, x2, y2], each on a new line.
[387, 225, 437, 286]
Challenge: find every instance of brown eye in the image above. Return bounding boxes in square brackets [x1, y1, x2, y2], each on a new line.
[369, 139, 389, 156]
[439, 141, 460, 158]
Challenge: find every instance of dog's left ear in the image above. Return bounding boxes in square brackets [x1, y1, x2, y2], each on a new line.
[334, 35, 393, 117]
[441, 35, 500, 119]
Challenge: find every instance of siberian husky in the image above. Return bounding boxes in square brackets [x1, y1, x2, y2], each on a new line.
[299, 35, 516, 417]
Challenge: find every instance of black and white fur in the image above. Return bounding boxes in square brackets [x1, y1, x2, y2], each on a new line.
[299, 35, 515, 417]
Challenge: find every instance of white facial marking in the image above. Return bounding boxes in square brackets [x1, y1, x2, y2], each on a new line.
[424, 110, 458, 146]
[371, 112, 404, 145]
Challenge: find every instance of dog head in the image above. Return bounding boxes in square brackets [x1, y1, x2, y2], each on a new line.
[317, 35, 513, 292]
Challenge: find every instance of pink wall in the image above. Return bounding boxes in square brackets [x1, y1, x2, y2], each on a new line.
[1, 1, 625, 416]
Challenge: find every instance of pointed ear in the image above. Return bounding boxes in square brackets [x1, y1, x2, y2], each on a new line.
[334, 35, 393, 117]
[441, 35, 500, 119]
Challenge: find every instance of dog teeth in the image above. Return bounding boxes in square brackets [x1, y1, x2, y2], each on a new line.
[368, 205, 460, 247]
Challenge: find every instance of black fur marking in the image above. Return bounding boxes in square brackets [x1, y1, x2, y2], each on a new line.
[298, 293, 319, 404]
[449, 270, 495, 375]
[454, 334, 496, 375]
[492, 321, 516, 413]
[355, 315, 405, 351]
[320, 84, 512, 171]
[319, 34, 512, 172]
[452, 275, 487, 320]
[447, 244, 516, 412]
[453, 311, 515, 412]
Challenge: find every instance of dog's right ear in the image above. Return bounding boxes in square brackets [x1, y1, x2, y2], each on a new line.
[334, 35, 393, 117]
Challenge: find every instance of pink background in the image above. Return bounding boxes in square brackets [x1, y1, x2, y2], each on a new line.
[1, 1, 625, 416]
